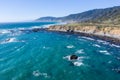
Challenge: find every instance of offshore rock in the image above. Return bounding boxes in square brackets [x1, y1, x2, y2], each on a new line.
[70, 55, 78, 60]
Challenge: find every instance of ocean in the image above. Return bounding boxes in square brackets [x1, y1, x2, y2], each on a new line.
[0, 22, 120, 80]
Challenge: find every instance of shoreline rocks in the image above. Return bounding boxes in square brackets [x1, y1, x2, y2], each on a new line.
[47, 25, 120, 45]
[6, 25, 120, 45]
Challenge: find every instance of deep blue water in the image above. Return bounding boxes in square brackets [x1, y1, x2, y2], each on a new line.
[0, 22, 120, 80]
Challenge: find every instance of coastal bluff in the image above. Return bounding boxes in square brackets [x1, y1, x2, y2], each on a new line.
[48, 23, 120, 44]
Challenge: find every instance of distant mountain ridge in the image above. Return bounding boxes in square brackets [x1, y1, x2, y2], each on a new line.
[36, 17, 57, 22]
[36, 6, 120, 24]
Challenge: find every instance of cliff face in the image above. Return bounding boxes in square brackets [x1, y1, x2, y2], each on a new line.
[48, 24, 120, 39]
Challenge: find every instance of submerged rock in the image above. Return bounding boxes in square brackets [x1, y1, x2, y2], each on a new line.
[112, 68, 120, 74]
[70, 55, 78, 60]
[117, 70, 120, 74]
[5, 38, 10, 42]
[32, 28, 41, 32]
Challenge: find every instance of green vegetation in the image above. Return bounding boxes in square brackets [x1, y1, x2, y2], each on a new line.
[65, 22, 120, 28]
[36, 6, 120, 25]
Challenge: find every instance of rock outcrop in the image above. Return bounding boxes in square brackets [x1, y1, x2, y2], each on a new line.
[48, 24, 120, 40]
[70, 55, 78, 60]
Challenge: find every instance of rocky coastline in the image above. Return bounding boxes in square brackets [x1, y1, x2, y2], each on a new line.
[47, 24, 120, 45]
[9, 24, 120, 45]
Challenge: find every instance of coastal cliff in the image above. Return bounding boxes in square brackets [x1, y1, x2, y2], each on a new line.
[48, 23, 120, 41]
[36, 6, 120, 44]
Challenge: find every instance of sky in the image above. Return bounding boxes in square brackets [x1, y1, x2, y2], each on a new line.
[0, 0, 120, 22]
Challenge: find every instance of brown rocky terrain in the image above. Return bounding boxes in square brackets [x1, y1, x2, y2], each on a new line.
[48, 24, 120, 40]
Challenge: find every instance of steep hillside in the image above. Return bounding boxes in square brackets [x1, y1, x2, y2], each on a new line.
[36, 6, 120, 24]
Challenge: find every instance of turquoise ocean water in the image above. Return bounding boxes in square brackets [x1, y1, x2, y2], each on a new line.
[0, 22, 120, 80]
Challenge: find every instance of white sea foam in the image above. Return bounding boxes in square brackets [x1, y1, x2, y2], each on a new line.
[78, 38, 84, 41]
[110, 44, 120, 48]
[42, 25, 51, 28]
[63, 55, 71, 61]
[63, 55, 85, 67]
[97, 40, 120, 48]
[99, 50, 111, 55]
[77, 57, 86, 60]
[97, 40, 109, 45]
[93, 44, 101, 48]
[33, 70, 49, 78]
[63, 55, 85, 61]
[0, 29, 11, 34]
[10, 31, 22, 36]
[0, 38, 24, 44]
[75, 49, 84, 54]
[66, 45, 74, 49]
[33, 70, 40, 77]
[0, 29, 23, 37]
[82, 37, 95, 41]
[78, 36, 85, 40]
[73, 61, 84, 66]
[18, 28, 26, 30]
[18, 27, 31, 31]
[2, 38, 17, 44]
[97, 40, 105, 43]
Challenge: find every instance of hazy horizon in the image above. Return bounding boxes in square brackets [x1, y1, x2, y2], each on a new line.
[0, 0, 120, 22]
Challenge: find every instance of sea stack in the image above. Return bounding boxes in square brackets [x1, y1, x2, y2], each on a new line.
[70, 55, 78, 60]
